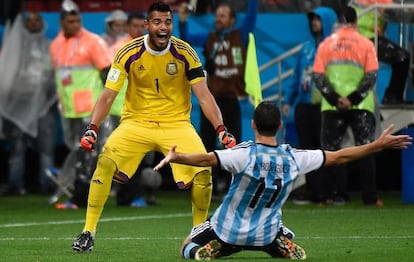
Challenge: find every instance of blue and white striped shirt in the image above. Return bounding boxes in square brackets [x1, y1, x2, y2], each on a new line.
[211, 141, 324, 246]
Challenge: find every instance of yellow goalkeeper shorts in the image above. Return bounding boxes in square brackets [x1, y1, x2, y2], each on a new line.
[101, 119, 210, 188]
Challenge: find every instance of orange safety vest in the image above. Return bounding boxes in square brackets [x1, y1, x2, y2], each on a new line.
[50, 28, 111, 118]
[313, 26, 379, 113]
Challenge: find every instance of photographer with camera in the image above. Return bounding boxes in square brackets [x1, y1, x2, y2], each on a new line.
[178, 0, 258, 198]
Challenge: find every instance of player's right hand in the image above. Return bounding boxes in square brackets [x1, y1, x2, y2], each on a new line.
[80, 123, 98, 152]
[216, 125, 237, 149]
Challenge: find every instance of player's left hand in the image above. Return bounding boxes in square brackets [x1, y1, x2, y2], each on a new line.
[80, 123, 98, 152]
[216, 125, 236, 148]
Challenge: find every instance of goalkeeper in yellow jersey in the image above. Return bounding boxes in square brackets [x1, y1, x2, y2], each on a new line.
[72, 1, 236, 253]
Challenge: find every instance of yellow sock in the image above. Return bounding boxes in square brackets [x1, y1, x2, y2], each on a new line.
[191, 170, 212, 226]
[83, 156, 117, 234]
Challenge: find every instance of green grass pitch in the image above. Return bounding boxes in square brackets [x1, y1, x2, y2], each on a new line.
[0, 190, 414, 261]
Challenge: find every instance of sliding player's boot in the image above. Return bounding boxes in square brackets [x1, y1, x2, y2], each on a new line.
[276, 235, 306, 260]
[195, 239, 222, 260]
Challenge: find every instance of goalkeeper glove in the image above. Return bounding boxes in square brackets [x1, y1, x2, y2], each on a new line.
[216, 124, 236, 149]
[80, 123, 98, 152]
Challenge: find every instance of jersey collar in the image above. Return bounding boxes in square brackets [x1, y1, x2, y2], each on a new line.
[143, 34, 171, 56]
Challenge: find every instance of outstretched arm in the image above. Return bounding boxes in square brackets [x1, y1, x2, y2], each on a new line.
[80, 87, 118, 152]
[89, 87, 118, 127]
[324, 124, 412, 166]
[192, 79, 224, 132]
[153, 145, 218, 171]
[192, 79, 236, 148]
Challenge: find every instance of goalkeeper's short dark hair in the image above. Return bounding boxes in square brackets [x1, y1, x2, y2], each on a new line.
[147, 2, 173, 19]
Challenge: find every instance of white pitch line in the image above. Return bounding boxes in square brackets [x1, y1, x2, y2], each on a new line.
[0, 213, 192, 228]
[298, 235, 414, 240]
[1, 208, 412, 228]
[0, 235, 414, 241]
[0, 237, 184, 241]
[284, 208, 413, 214]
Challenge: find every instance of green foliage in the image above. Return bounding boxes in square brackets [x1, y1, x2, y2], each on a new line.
[0, 191, 414, 261]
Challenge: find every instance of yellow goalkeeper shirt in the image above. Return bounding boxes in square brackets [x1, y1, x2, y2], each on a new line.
[105, 34, 205, 123]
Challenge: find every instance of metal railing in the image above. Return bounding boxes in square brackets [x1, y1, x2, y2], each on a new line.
[250, 43, 303, 143]
[253, 2, 414, 107]
[252, 3, 414, 142]
[248, 43, 303, 106]
[357, 3, 414, 51]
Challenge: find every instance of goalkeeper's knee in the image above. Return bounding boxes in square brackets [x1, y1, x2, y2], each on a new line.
[88, 156, 117, 208]
[91, 156, 117, 185]
[191, 170, 212, 212]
